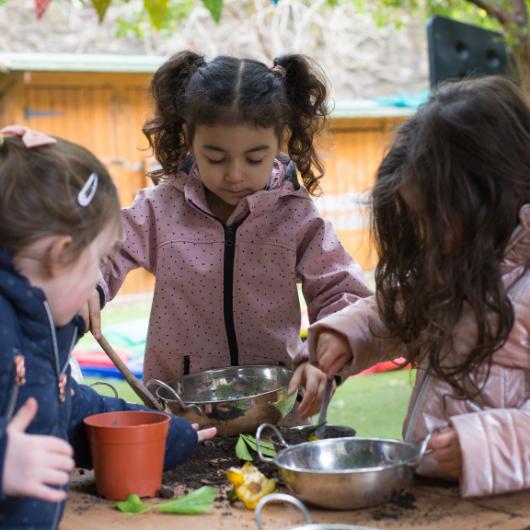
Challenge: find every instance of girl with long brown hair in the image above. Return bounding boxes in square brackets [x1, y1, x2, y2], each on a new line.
[310, 76, 530, 497]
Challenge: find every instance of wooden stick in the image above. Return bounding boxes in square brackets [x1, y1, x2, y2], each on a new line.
[95, 334, 165, 411]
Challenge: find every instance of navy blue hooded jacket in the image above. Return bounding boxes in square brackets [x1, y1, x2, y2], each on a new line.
[0, 249, 198, 529]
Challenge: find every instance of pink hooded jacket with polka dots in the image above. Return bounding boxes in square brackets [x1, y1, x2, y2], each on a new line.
[100, 158, 372, 382]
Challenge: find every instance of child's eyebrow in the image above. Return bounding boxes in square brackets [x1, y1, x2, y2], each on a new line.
[202, 144, 271, 153]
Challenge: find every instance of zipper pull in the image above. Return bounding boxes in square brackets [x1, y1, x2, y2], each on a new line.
[225, 226, 235, 246]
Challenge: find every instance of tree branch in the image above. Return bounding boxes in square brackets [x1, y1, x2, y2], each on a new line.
[512, 0, 529, 25]
[466, 0, 521, 26]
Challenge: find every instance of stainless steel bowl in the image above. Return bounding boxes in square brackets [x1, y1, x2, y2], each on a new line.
[256, 423, 430, 510]
[146, 366, 296, 436]
[255, 494, 380, 530]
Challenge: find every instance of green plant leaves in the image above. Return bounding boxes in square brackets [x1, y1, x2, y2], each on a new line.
[152, 486, 217, 514]
[235, 434, 253, 461]
[202, 0, 223, 23]
[116, 486, 217, 515]
[144, 0, 170, 29]
[116, 494, 150, 514]
[90, 0, 111, 22]
[235, 434, 276, 461]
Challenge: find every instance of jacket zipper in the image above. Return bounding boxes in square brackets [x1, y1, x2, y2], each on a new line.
[223, 224, 239, 366]
[188, 199, 247, 366]
[43, 301, 77, 530]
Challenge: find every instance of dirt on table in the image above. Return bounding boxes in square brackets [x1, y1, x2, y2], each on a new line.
[161, 435, 280, 496]
[72, 428, 428, 523]
[161, 426, 354, 494]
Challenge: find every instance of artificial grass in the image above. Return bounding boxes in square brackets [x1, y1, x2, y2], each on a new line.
[85, 368, 414, 440]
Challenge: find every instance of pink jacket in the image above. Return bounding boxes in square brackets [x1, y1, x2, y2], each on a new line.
[101, 158, 371, 383]
[309, 205, 530, 498]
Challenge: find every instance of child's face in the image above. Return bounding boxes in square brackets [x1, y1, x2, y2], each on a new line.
[190, 123, 280, 207]
[399, 182, 461, 253]
[16, 222, 121, 327]
[48, 222, 120, 326]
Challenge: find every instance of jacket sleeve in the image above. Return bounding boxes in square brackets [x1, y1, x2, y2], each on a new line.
[308, 295, 405, 375]
[99, 187, 159, 302]
[297, 208, 372, 324]
[451, 400, 530, 497]
[68, 380, 198, 470]
[0, 304, 19, 499]
[294, 206, 372, 366]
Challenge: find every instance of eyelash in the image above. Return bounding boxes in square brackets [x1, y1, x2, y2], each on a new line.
[205, 158, 264, 166]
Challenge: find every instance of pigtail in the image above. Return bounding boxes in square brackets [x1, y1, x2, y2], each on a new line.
[143, 51, 206, 184]
[273, 54, 329, 196]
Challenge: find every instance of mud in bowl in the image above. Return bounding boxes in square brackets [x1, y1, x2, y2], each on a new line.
[84, 410, 170, 501]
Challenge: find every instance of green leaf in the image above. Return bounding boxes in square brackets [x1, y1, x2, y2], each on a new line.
[91, 0, 112, 23]
[152, 486, 217, 514]
[202, 0, 223, 23]
[143, 0, 170, 30]
[116, 494, 150, 514]
[235, 434, 253, 461]
[241, 434, 276, 457]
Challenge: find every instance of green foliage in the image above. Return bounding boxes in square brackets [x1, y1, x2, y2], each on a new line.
[144, 0, 170, 29]
[116, 494, 150, 514]
[114, 0, 194, 39]
[202, 0, 223, 23]
[235, 435, 253, 461]
[235, 434, 276, 461]
[361, 0, 504, 32]
[116, 486, 218, 515]
[91, 0, 112, 22]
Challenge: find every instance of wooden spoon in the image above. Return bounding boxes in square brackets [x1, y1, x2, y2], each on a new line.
[94, 334, 165, 412]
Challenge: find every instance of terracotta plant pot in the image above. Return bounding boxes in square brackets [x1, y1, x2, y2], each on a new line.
[84, 410, 170, 500]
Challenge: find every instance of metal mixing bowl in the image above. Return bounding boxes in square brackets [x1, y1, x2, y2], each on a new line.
[255, 494, 380, 530]
[146, 366, 296, 436]
[256, 423, 430, 510]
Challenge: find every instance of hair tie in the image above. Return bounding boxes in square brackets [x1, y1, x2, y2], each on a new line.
[271, 65, 287, 79]
[0, 125, 57, 148]
[77, 172, 99, 207]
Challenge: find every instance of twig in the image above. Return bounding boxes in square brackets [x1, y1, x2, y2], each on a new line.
[466, 0, 520, 26]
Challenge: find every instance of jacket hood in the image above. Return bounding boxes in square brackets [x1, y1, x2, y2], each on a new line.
[168, 156, 310, 224]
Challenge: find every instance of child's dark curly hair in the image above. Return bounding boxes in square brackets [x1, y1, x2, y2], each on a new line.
[143, 51, 329, 195]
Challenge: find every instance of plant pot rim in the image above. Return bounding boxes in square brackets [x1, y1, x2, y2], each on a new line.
[84, 410, 170, 429]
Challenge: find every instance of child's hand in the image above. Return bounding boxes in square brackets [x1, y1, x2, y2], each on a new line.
[428, 427, 462, 479]
[315, 330, 352, 376]
[2, 398, 74, 502]
[191, 424, 217, 442]
[288, 362, 335, 418]
[79, 289, 102, 339]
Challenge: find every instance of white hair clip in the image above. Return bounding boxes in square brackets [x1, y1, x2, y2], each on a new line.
[77, 172, 98, 207]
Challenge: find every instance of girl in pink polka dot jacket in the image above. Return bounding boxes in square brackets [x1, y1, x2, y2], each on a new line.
[85, 51, 372, 418]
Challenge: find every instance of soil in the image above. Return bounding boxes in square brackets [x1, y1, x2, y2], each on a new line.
[370, 490, 417, 521]
[161, 435, 281, 494]
[160, 430, 418, 523]
[161, 426, 355, 493]
[72, 428, 422, 521]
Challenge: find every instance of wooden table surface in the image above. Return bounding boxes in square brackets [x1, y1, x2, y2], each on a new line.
[62, 471, 530, 530]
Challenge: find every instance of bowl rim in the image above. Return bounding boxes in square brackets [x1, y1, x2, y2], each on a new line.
[274, 436, 420, 474]
[161, 364, 294, 404]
